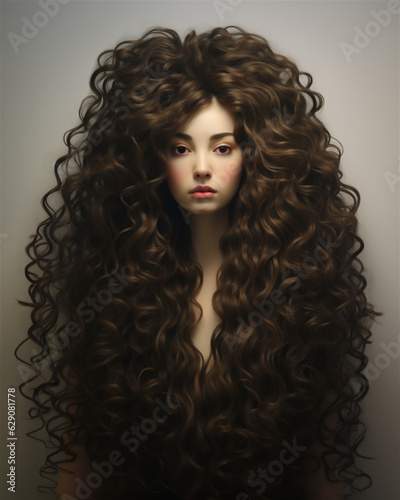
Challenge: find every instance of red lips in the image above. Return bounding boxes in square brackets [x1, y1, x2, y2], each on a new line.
[189, 185, 217, 193]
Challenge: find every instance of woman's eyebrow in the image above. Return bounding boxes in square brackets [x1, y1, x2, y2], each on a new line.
[170, 132, 235, 141]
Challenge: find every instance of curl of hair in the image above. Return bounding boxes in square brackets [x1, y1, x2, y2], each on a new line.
[16, 26, 379, 499]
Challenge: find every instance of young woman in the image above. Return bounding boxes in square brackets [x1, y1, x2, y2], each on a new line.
[17, 26, 378, 500]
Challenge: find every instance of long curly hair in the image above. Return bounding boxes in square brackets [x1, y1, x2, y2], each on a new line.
[16, 26, 379, 499]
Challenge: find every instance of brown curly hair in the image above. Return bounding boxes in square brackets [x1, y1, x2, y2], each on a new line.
[16, 26, 379, 500]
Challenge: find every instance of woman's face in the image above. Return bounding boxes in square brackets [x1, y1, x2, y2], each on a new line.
[165, 97, 243, 216]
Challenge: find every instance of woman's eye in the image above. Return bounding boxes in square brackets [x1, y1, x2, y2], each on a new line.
[215, 145, 231, 154]
[173, 146, 189, 155]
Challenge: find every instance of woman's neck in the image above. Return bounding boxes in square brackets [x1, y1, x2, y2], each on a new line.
[189, 207, 229, 271]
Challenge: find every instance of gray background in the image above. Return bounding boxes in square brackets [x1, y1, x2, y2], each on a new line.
[1, 1, 399, 499]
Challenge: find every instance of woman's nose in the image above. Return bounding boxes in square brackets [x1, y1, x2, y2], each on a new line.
[193, 154, 212, 180]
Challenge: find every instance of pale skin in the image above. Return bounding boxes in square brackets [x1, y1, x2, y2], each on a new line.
[55, 98, 343, 499]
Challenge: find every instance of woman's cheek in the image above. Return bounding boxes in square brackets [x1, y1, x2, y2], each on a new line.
[167, 164, 187, 188]
[215, 160, 243, 190]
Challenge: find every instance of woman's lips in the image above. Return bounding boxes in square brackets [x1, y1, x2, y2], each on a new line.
[190, 191, 216, 198]
[189, 185, 217, 198]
